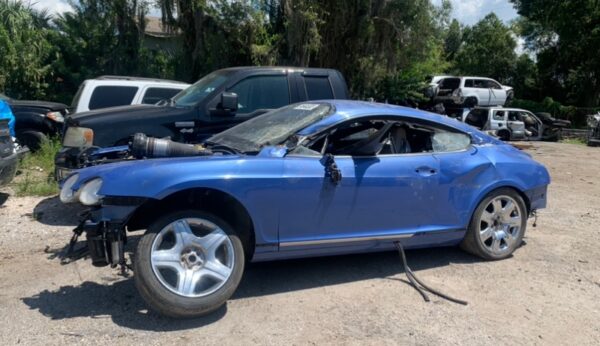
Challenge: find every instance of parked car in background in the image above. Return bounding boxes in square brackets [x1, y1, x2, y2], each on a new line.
[70, 76, 190, 113]
[0, 93, 68, 151]
[59, 100, 550, 318]
[588, 112, 600, 147]
[430, 76, 513, 107]
[55, 66, 349, 180]
[461, 107, 562, 141]
[0, 119, 18, 186]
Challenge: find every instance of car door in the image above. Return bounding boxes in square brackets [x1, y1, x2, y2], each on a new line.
[489, 109, 507, 131]
[473, 79, 492, 106]
[277, 118, 441, 250]
[486, 80, 506, 106]
[507, 111, 526, 139]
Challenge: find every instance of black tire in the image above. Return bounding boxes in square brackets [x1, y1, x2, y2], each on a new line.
[588, 138, 600, 147]
[460, 188, 527, 260]
[497, 129, 511, 141]
[16, 129, 46, 152]
[464, 97, 478, 108]
[134, 210, 245, 318]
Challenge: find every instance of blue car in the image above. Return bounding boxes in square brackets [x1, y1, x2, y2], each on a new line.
[59, 100, 550, 317]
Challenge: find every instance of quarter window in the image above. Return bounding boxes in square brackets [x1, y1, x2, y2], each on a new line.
[141, 88, 182, 104]
[493, 110, 505, 120]
[229, 75, 290, 114]
[89, 86, 138, 110]
[304, 76, 334, 100]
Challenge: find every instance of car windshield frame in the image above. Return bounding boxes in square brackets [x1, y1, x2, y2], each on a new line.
[171, 70, 231, 107]
[206, 102, 334, 153]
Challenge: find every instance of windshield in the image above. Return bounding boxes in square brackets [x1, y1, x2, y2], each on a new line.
[207, 103, 333, 153]
[172, 70, 229, 107]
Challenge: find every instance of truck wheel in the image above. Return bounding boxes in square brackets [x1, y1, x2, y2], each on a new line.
[460, 188, 527, 260]
[464, 97, 478, 108]
[134, 210, 245, 318]
[497, 129, 511, 141]
[16, 129, 46, 151]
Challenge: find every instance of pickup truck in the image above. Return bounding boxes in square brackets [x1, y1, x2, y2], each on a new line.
[55, 66, 349, 180]
[0, 93, 68, 151]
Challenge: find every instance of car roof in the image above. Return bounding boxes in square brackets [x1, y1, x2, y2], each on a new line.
[90, 76, 189, 85]
[297, 100, 483, 137]
[473, 106, 531, 112]
[217, 66, 339, 75]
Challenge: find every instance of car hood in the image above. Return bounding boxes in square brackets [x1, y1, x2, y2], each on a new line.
[69, 104, 189, 127]
[9, 100, 68, 111]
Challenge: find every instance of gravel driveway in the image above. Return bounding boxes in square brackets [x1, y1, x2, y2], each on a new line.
[1, 141, 599, 345]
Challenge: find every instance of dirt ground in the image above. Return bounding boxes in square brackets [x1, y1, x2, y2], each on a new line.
[0, 141, 599, 345]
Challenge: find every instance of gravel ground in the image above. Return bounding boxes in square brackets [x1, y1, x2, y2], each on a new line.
[0, 141, 599, 345]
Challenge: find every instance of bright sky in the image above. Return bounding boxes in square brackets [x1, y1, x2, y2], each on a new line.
[32, 0, 519, 26]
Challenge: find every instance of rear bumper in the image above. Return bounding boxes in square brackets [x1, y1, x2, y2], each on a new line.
[525, 185, 548, 211]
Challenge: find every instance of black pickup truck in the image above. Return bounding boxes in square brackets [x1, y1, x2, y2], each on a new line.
[0, 93, 68, 151]
[55, 66, 349, 179]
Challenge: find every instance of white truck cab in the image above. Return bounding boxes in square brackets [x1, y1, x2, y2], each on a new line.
[70, 76, 190, 113]
[463, 107, 543, 141]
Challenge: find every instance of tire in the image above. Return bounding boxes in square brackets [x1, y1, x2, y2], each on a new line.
[16, 129, 47, 152]
[464, 97, 478, 108]
[497, 129, 511, 141]
[460, 188, 527, 260]
[134, 210, 245, 318]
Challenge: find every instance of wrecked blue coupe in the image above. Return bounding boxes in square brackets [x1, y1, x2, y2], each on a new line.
[60, 100, 550, 317]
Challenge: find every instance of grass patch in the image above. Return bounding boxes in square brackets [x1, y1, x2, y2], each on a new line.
[560, 137, 587, 146]
[13, 138, 61, 196]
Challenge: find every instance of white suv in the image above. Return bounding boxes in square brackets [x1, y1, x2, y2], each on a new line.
[462, 107, 543, 141]
[431, 76, 513, 107]
[70, 76, 190, 113]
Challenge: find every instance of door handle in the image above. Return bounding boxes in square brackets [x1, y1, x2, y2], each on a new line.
[415, 166, 437, 176]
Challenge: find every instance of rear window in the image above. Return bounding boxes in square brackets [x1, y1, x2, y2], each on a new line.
[439, 78, 460, 89]
[89, 86, 138, 110]
[141, 87, 182, 104]
[304, 76, 334, 100]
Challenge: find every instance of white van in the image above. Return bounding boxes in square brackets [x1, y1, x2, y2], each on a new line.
[70, 76, 190, 113]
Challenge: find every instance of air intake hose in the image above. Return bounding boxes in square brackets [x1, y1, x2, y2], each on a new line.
[130, 133, 211, 158]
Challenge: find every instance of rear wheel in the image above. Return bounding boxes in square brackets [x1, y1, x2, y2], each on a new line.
[134, 210, 245, 318]
[461, 188, 527, 260]
[497, 129, 511, 141]
[16, 129, 46, 151]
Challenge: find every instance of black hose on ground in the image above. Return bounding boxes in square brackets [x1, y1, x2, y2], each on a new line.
[394, 241, 468, 306]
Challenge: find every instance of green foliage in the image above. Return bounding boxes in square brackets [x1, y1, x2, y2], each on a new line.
[14, 137, 61, 196]
[510, 97, 599, 128]
[454, 13, 517, 83]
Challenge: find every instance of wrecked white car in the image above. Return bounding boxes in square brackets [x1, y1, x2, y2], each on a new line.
[430, 76, 513, 107]
[462, 107, 552, 141]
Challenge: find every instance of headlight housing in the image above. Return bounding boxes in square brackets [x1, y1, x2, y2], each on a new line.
[59, 173, 79, 203]
[63, 126, 94, 148]
[79, 178, 104, 206]
[46, 111, 64, 123]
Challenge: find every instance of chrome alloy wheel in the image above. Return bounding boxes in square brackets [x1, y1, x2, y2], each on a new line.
[478, 195, 523, 255]
[150, 218, 235, 298]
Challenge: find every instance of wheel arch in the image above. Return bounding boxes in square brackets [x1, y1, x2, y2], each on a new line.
[127, 187, 256, 260]
[469, 183, 531, 224]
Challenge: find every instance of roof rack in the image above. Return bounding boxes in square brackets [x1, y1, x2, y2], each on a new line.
[95, 75, 187, 84]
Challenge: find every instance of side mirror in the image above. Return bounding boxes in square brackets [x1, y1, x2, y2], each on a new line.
[220, 92, 238, 113]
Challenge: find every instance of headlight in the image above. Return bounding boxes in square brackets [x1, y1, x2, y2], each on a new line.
[79, 178, 103, 206]
[59, 173, 80, 203]
[63, 126, 94, 148]
[46, 111, 64, 123]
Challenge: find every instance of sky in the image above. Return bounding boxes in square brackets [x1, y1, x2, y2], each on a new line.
[32, 0, 519, 26]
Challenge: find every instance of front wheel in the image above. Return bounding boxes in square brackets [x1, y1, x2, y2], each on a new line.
[134, 210, 245, 318]
[460, 188, 527, 260]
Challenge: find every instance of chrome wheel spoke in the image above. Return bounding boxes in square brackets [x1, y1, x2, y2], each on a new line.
[491, 237, 502, 252]
[203, 260, 232, 283]
[480, 227, 494, 241]
[151, 248, 181, 269]
[492, 199, 503, 214]
[173, 219, 194, 246]
[481, 211, 494, 225]
[506, 216, 521, 228]
[199, 228, 228, 257]
[502, 200, 515, 218]
[177, 269, 200, 296]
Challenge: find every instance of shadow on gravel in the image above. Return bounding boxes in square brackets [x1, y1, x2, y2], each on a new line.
[22, 246, 479, 330]
[22, 279, 227, 331]
[33, 196, 86, 226]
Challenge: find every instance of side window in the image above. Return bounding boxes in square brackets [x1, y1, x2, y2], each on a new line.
[473, 79, 487, 88]
[141, 88, 182, 104]
[464, 79, 475, 88]
[229, 75, 290, 114]
[89, 86, 138, 110]
[304, 76, 334, 100]
[493, 110, 505, 120]
[431, 131, 471, 152]
[439, 78, 460, 89]
[486, 80, 502, 89]
[508, 111, 521, 121]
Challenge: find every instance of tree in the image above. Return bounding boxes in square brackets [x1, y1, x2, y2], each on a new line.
[444, 19, 462, 62]
[453, 13, 517, 83]
[511, 0, 600, 106]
